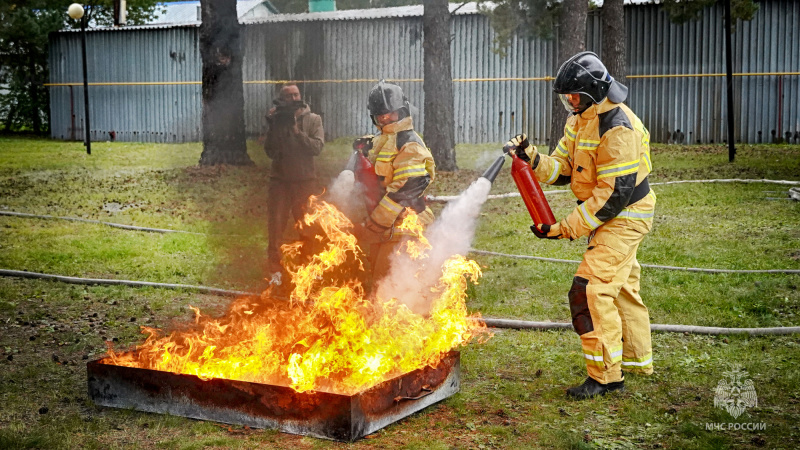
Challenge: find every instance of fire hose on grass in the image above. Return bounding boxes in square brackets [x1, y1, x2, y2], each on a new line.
[1, 159, 799, 336]
[1, 268, 798, 336]
[426, 178, 800, 203]
[7, 264, 793, 335]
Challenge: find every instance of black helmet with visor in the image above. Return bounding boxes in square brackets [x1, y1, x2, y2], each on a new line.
[553, 51, 628, 114]
[367, 80, 410, 126]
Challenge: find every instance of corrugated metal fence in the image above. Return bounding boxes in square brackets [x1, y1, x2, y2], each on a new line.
[48, 1, 800, 145]
[49, 26, 202, 143]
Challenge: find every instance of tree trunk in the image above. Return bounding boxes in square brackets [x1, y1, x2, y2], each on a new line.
[423, 0, 457, 171]
[601, 0, 626, 83]
[548, 0, 588, 151]
[199, 0, 252, 166]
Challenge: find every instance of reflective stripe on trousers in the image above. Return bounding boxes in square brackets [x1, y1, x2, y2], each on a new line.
[571, 217, 654, 383]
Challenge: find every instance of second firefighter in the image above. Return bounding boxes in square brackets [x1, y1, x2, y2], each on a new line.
[353, 81, 436, 282]
[505, 52, 656, 400]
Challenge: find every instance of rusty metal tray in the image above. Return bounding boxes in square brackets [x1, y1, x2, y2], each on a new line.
[87, 351, 459, 442]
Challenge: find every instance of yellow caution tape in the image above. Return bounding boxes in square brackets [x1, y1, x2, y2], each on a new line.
[45, 81, 201, 86]
[627, 72, 800, 79]
[43, 72, 798, 87]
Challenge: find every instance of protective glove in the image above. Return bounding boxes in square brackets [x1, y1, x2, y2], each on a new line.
[531, 222, 572, 241]
[503, 133, 540, 168]
[353, 217, 388, 245]
[353, 135, 375, 156]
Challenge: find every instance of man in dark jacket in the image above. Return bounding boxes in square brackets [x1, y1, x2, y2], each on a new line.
[263, 84, 325, 286]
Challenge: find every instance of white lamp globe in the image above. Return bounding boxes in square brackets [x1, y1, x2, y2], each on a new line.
[68, 3, 84, 20]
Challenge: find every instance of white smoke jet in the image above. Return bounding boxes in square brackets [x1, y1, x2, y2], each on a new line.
[326, 169, 368, 221]
[376, 177, 493, 314]
[327, 170, 355, 210]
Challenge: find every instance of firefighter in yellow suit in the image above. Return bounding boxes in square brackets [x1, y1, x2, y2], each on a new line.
[505, 52, 655, 399]
[354, 81, 436, 282]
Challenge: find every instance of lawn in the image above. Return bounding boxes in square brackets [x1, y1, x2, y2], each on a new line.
[0, 136, 799, 449]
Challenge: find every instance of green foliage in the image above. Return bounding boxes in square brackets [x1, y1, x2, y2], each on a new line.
[0, 1, 161, 133]
[478, 0, 560, 56]
[661, 0, 759, 24]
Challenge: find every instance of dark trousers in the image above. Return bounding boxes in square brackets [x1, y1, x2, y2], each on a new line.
[267, 179, 319, 273]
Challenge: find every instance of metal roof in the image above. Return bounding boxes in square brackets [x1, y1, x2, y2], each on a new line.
[60, 1, 660, 32]
[243, 0, 659, 24]
[243, 2, 484, 24]
[594, 0, 659, 6]
[149, 0, 274, 25]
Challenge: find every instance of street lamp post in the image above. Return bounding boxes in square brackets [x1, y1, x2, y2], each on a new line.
[68, 3, 90, 155]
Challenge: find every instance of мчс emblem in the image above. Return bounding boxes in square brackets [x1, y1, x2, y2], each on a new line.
[714, 365, 758, 419]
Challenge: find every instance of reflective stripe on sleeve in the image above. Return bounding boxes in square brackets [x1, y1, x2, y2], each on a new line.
[565, 126, 577, 142]
[393, 164, 428, 181]
[376, 150, 396, 163]
[634, 117, 651, 149]
[578, 203, 602, 230]
[546, 160, 562, 184]
[642, 151, 652, 172]
[554, 141, 569, 157]
[577, 139, 600, 151]
[597, 159, 640, 179]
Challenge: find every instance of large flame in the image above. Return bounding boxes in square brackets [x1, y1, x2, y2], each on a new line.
[106, 197, 489, 395]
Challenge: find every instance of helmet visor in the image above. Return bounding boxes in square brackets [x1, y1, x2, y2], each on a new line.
[558, 93, 583, 113]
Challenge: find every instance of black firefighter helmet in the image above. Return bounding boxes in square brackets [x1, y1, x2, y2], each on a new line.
[553, 51, 628, 114]
[368, 80, 410, 125]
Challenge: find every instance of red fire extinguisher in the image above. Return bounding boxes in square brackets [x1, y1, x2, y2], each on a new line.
[510, 154, 556, 225]
[354, 152, 382, 211]
[350, 137, 384, 212]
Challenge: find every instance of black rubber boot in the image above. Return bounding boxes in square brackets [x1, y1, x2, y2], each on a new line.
[566, 377, 624, 400]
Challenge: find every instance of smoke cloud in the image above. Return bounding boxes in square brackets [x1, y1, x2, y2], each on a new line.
[326, 169, 358, 218]
[376, 177, 493, 314]
[325, 165, 378, 223]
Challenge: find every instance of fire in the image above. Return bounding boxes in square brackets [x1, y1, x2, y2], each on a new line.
[106, 197, 489, 395]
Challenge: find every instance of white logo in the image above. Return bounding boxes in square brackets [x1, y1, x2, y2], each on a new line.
[714, 365, 757, 419]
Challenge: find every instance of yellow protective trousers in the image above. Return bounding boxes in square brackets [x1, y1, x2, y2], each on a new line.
[570, 202, 655, 384]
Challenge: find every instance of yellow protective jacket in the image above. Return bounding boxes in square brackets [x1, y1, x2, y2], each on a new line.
[367, 116, 436, 231]
[533, 99, 654, 238]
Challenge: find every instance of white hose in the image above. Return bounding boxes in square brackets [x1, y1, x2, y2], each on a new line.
[2, 210, 798, 274]
[427, 178, 800, 203]
[1, 268, 796, 336]
[469, 249, 800, 275]
[0, 211, 201, 235]
[2, 178, 798, 275]
[0, 269, 252, 297]
[478, 318, 800, 336]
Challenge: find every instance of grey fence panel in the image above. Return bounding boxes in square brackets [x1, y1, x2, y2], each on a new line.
[48, 1, 800, 145]
[623, 1, 799, 144]
[49, 27, 201, 143]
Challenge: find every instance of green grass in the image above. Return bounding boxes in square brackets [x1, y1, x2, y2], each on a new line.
[0, 137, 799, 448]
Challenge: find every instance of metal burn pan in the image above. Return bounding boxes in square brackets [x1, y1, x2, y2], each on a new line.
[87, 351, 460, 442]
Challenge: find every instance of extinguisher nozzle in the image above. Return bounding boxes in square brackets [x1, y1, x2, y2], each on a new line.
[480, 155, 506, 183]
